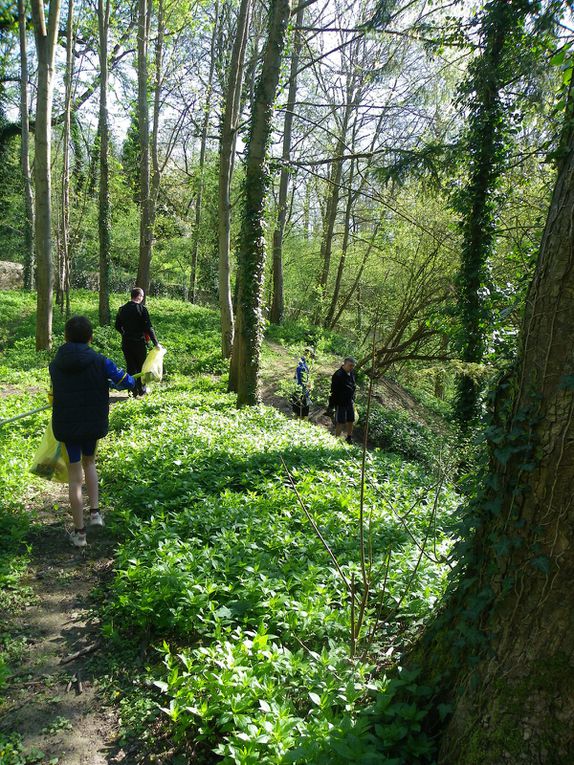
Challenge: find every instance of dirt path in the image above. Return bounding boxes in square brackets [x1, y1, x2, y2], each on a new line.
[0, 486, 125, 765]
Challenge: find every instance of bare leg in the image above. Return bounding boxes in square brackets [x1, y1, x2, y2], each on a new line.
[335, 423, 343, 437]
[346, 421, 353, 437]
[82, 455, 99, 510]
[68, 462, 84, 530]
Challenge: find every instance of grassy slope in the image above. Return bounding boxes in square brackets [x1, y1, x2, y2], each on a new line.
[1, 291, 458, 765]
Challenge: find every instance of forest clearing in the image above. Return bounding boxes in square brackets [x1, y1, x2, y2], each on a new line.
[2, 0, 574, 762]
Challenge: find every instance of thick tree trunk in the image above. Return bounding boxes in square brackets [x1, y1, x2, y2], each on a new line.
[218, 0, 251, 360]
[31, 0, 61, 351]
[455, 0, 530, 426]
[18, 0, 34, 291]
[136, 0, 152, 293]
[190, 1, 219, 304]
[231, 0, 291, 406]
[433, 93, 574, 763]
[98, 0, 111, 325]
[269, 0, 304, 325]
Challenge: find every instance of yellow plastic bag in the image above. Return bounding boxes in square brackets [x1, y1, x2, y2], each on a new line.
[30, 421, 70, 483]
[141, 344, 166, 383]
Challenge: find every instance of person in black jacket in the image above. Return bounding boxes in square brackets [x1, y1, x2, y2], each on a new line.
[49, 316, 136, 547]
[326, 356, 357, 443]
[115, 287, 159, 397]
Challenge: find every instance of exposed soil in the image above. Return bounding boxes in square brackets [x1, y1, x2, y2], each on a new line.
[1, 401, 133, 765]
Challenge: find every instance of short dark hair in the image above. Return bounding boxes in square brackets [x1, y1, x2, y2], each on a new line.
[131, 287, 144, 299]
[65, 315, 93, 343]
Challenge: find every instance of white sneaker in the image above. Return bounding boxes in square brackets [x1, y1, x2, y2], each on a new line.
[89, 511, 105, 527]
[69, 530, 87, 547]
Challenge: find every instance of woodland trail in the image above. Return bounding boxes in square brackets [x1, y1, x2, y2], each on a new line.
[0, 409, 133, 764]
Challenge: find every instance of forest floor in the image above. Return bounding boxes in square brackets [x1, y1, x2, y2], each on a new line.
[2, 338, 444, 765]
[0, 395, 135, 765]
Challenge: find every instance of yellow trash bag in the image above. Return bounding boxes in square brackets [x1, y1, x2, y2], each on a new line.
[30, 421, 70, 483]
[141, 344, 166, 383]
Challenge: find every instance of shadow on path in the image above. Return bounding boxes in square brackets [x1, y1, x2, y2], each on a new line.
[0, 488, 129, 765]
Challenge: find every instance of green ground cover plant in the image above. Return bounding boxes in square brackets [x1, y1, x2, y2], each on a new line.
[1, 290, 459, 764]
[98, 377, 458, 763]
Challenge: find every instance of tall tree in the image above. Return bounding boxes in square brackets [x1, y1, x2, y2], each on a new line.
[18, 0, 34, 290]
[231, 0, 292, 405]
[135, 0, 152, 292]
[426, 78, 574, 763]
[189, 0, 219, 304]
[98, 0, 111, 324]
[269, 0, 305, 324]
[454, 0, 531, 426]
[218, 0, 251, 359]
[57, 0, 74, 317]
[31, 0, 61, 350]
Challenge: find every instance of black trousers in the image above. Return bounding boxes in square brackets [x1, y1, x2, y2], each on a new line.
[122, 338, 147, 394]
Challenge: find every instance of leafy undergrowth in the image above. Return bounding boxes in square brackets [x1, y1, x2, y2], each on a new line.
[97, 376, 458, 764]
[1, 290, 459, 764]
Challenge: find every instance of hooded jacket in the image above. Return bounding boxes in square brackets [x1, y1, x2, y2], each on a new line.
[49, 343, 132, 442]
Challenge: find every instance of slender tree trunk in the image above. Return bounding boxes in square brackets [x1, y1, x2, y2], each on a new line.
[98, 0, 111, 325]
[330, 220, 379, 329]
[58, 0, 74, 317]
[231, 0, 292, 406]
[324, 157, 355, 327]
[430, 88, 574, 764]
[31, 0, 61, 351]
[149, 0, 164, 278]
[18, 0, 35, 291]
[303, 179, 311, 241]
[189, 1, 219, 304]
[136, 0, 152, 292]
[314, 101, 353, 319]
[269, 0, 304, 324]
[218, 0, 251, 359]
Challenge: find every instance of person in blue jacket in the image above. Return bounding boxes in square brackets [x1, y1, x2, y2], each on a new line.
[291, 347, 314, 418]
[49, 315, 136, 547]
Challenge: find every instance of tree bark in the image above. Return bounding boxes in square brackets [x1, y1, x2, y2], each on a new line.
[431, 88, 574, 763]
[135, 0, 152, 293]
[324, 156, 355, 327]
[269, 0, 305, 325]
[31, 0, 61, 351]
[218, 0, 251, 360]
[98, 0, 111, 325]
[190, 0, 219, 304]
[57, 0, 74, 317]
[314, 99, 353, 319]
[18, 0, 34, 291]
[231, 0, 292, 406]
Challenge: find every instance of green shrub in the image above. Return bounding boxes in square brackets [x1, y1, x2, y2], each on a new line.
[366, 406, 442, 468]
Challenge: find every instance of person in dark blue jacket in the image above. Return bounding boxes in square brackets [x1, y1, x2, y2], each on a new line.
[49, 315, 136, 547]
[291, 347, 314, 418]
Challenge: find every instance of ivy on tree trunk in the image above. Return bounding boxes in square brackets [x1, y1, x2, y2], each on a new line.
[231, 0, 292, 406]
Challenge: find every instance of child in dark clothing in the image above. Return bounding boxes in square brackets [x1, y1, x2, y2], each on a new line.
[49, 316, 136, 547]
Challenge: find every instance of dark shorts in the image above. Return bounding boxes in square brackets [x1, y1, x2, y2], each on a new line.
[335, 403, 355, 424]
[64, 440, 97, 464]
